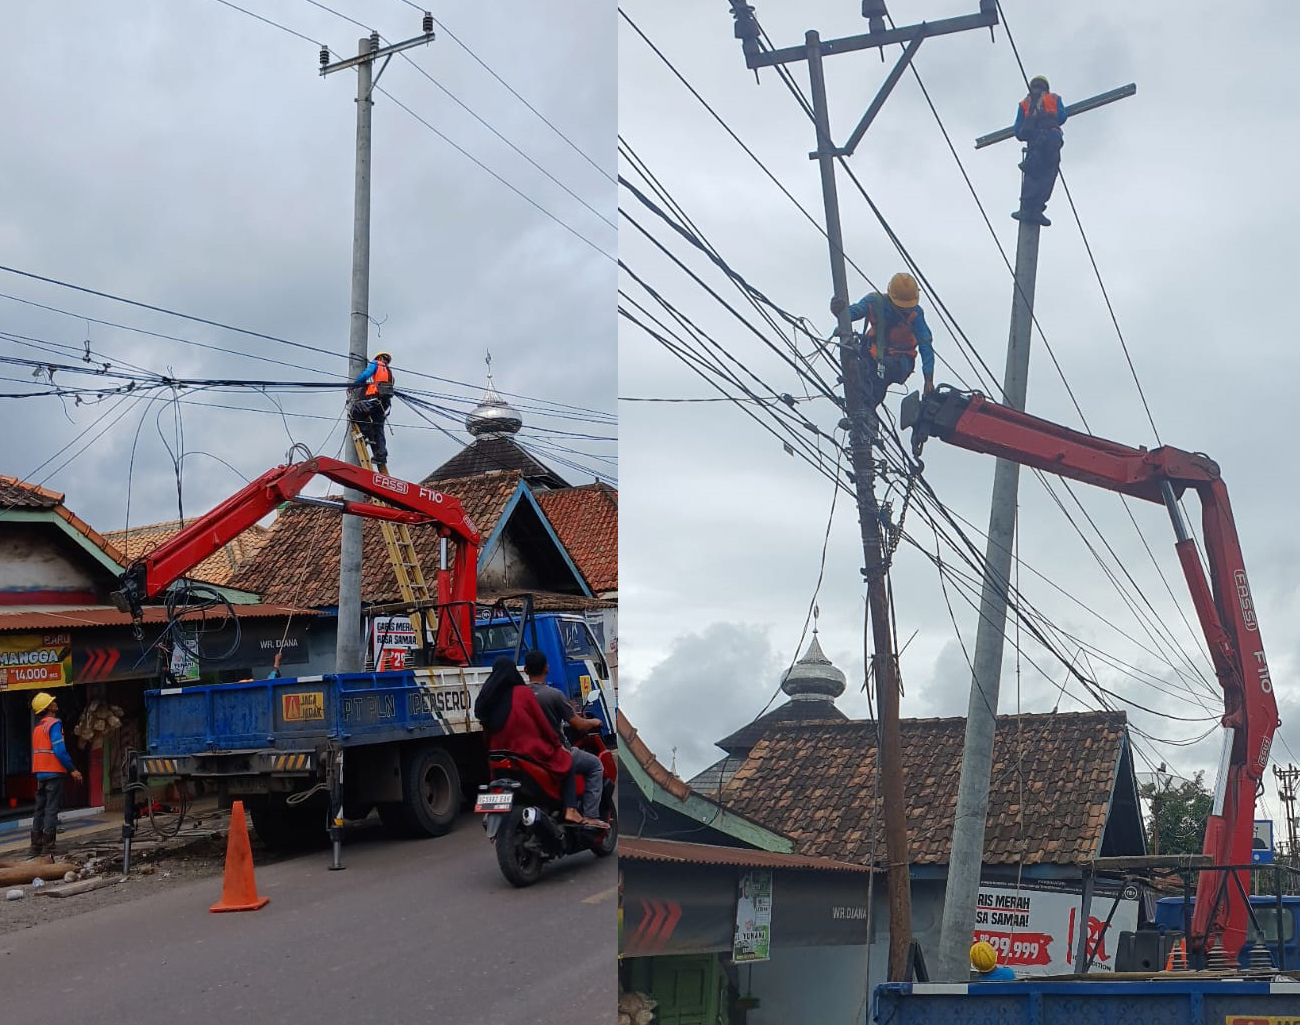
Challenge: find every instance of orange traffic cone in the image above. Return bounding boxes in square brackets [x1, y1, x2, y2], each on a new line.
[209, 800, 269, 913]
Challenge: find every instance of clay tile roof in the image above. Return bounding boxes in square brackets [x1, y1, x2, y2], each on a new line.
[621, 838, 871, 873]
[535, 483, 617, 593]
[106, 520, 270, 587]
[720, 711, 1128, 868]
[0, 475, 63, 509]
[617, 709, 691, 801]
[0, 476, 127, 566]
[230, 470, 522, 606]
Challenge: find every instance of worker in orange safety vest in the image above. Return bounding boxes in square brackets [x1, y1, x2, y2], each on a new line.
[349, 351, 395, 465]
[29, 692, 82, 858]
[830, 272, 935, 408]
[1012, 75, 1068, 227]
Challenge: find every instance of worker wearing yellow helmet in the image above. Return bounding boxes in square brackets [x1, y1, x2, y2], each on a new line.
[349, 350, 395, 466]
[830, 272, 934, 408]
[28, 691, 83, 858]
[1012, 74, 1067, 226]
[970, 940, 1017, 981]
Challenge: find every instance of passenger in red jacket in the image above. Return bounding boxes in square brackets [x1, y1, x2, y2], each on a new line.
[476, 657, 582, 823]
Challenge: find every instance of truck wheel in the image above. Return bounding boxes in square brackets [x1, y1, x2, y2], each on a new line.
[399, 745, 460, 838]
[496, 807, 543, 887]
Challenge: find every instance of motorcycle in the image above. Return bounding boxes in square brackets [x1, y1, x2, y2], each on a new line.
[477, 729, 617, 887]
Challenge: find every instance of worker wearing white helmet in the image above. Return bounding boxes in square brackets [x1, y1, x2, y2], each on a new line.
[349, 351, 395, 465]
[1012, 74, 1068, 226]
[830, 272, 935, 408]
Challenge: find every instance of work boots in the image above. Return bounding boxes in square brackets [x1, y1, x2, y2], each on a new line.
[42, 831, 58, 858]
[26, 828, 44, 859]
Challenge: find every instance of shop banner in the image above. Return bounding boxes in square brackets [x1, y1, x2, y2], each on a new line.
[169, 627, 200, 683]
[0, 632, 73, 690]
[972, 881, 1138, 974]
[371, 615, 419, 671]
[733, 870, 773, 963]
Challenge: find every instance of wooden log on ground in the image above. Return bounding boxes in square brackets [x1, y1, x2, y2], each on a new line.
[0, 862, 79, 885]
[36, 875, 125, 898]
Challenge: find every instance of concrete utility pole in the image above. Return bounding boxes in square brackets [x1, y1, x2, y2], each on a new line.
[935, 81, 1135, 981]
[726, 0, 998, 983]
[322, 17, 434, 673]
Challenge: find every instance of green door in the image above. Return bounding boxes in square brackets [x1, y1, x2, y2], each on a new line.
[627, 954, 727, 1025]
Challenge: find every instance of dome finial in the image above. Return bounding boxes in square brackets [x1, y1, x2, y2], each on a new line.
[466, 351, 523, 438]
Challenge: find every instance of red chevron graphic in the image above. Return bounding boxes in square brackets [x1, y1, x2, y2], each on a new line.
[648, 900, 681, 951]
[627, 899, 682, 954]
[80, 648, 121, 681]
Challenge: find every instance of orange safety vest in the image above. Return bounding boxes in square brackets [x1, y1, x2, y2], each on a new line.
[31, 715, 66, 775]
[1019, 91, 1062, 131]
[364, 361, 394, 399]
[866, 303, 920, 361]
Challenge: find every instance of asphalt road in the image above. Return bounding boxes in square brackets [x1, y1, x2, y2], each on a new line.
[0, 814, 617, 1024]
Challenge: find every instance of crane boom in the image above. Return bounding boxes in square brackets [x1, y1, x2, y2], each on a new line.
[903, 387, 1279, 959]
[109, 456, 481, 665]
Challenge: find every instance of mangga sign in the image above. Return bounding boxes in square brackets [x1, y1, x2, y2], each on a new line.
[0, 632, 73, 691]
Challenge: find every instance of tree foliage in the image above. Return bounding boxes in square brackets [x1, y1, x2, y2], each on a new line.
[1140, 771, 1213, 856]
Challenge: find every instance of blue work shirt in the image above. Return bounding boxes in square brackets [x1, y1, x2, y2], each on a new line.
[353, 359, 381, 388]
[1014, 93, 1067, 139]
[845, 294, 935, 379]
[36, 719, 77, 779]
[976, 966, 1017, 981]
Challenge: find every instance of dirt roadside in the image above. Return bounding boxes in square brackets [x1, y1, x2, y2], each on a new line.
[0, 805, 254, 935]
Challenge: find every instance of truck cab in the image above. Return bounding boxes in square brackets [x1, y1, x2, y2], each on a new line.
[1155, 895, 1300, 968]
[473, 612, 614, 733]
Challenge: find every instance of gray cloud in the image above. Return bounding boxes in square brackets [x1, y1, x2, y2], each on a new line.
[1, 1, 615, 534]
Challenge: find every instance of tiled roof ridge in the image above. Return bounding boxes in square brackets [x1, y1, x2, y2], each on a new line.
[0, 474, 64, 505]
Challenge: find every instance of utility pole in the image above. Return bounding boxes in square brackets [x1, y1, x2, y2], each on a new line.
[1276, 764, 1300, 865]
[935, 81, 1135, 980]
[322, 15, 435, 672]
[726, 0, 998, 982]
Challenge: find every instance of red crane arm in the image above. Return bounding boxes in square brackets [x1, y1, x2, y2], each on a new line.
[110, 457, 482, 664]
[904, 388, 1279, 958]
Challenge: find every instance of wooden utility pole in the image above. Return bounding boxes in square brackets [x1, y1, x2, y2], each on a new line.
[725, 0, 998, 982]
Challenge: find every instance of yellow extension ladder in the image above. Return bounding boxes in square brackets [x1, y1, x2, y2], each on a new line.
[351, 425, 434, 654]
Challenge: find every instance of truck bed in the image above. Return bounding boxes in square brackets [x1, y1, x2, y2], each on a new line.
[873, 978, 1300, 1023]
[144, 666, 489, 758]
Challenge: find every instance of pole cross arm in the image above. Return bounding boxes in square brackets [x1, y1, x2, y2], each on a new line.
[745, 2, 997, 70]
[974, 82, 1136, 149]
[321, 30, 435, 76]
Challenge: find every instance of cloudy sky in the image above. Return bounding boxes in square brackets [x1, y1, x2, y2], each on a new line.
[618, 0, 1300, 828]
[0, 1, 615, 532]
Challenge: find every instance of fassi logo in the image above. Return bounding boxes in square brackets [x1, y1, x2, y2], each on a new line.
[1234, 570, 1258, 631]
[374, 474, 409, 495]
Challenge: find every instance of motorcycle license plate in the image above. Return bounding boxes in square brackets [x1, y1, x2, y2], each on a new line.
[475, 791, 513, 813]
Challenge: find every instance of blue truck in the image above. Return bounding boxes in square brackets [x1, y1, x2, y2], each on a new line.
[874, 978, 1300, 1023]
[112, 458, 614, 854]
[1153, 894, 1300, 971]
[135, 610, 613, 849]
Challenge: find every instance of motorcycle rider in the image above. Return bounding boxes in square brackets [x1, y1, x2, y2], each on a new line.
[475, 656, 584, 824]
[523, 650, 604, 823]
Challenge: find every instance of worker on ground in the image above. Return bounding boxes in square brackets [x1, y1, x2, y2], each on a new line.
[28, 692, 83, 859]
[524, 649, 604, 824]
[1012, 75, 1067, 227]
[349, 350, 394, 465]
[830, 272, 934, 407]
[970, 941, 1016, 981]
[474, 656, 585, 825]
